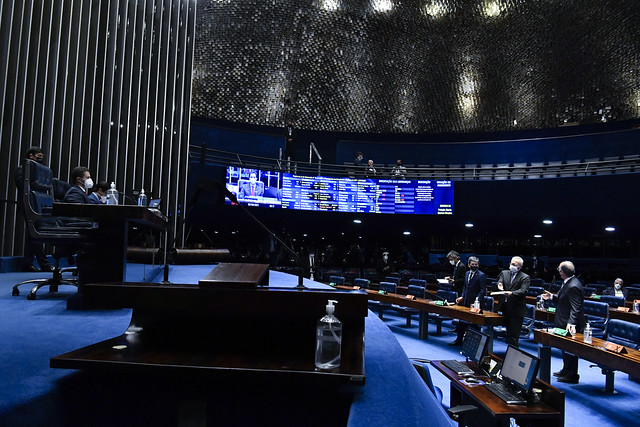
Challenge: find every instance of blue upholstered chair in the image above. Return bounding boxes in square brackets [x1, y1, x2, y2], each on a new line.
[328, 275, 345, 286]
[593, 319, 640, 393]
[385, 276, 400, 285]
[599, 295, 626, 308]
[370, 281, 397, 319]
[428, 290, 457, 335]
[583, 300, 610, 338]
[526, 286, 544, 297]
[353, 278, 370, 289]
[392, 284, 426, 327]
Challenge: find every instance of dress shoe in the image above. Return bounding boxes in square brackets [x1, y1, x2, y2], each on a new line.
[448, 340, 462, 346]
[22, 265, 38, 272]
[40, 264, 55, 272]
[553, 370, 567, 377]
[557, 374, 580, 384]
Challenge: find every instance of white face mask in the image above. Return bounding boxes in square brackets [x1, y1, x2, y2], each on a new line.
[249, 176, 257, 185]
[614, 283, 622, 290]
[100, 195, 107, 203]
[84, 178, 94, 190]
[383, 255, 388, 262]
[449, 259, 456, 266]
[509, 265, 519, 273]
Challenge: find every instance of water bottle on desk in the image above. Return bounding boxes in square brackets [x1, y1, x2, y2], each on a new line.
[106, 182, 118, 205]
[473, 296, 481, 310]
[315, 300, 342, 371]
[137, 188, 147, 206]
[633, 301, 639, 314]
[583, 323, 592, 344]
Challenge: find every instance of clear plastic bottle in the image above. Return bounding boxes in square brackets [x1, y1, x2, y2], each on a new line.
[315, 299, 342, 371]
[138, 188, 147, 206]
[106, 182, 119, 205]
[473, 296, 481, 310]
[633, 301, 639, 314]
[583, 322, 592, 344]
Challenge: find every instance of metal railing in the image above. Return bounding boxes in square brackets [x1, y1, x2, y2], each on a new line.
[190, 145, 640, 181]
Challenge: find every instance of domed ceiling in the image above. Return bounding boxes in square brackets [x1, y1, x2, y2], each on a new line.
[192, 0, 640, 133]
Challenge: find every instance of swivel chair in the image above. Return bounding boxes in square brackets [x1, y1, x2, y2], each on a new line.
[12, 160, 95, 300]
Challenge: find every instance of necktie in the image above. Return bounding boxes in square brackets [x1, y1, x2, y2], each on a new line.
[251, 185, 255, 196]
[469, 271, 474, 281]
[511, 272, 516, 283]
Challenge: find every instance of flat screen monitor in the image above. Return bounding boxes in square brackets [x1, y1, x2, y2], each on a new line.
[460, 328, 489, 364]
[500, 345, 540, 394]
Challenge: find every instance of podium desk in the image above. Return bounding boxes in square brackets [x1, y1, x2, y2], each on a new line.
[51, 273, 368, 387]
[432, 359, 564, 427]
[534, 329, 640, 390]
[52, 203, 168, 287]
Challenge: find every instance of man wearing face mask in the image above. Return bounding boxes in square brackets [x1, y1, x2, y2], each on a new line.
[376, 251, 393, 276]
[88, 181, 110, 204]
[542, 261, 585, 383]
[13, 146, 55, 272]
[603, 278, 628, 300]
[496, 256, 530, 348]
[450, 256, 487, 346]
[64, 166, 93, 204]
[444, 250, 467, 296]
[238, 171, 264, 199]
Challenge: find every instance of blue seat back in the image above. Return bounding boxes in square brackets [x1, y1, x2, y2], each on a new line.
[526, 286, 544, 297]
[436, 289, 457, 303]
[328, 275, 345, 286]
[600, 295, 625, 307]
[438, 282, 454, 291]
[583, 300, 609, 319]
[607, 319, 640, 350]
[385, 276, 400, 285]
[379, 281, 397, 294]
[353, 278, 370, 288]
[482, 296, 494, 312]
[407, 284, 425, 299]
[409, 279, 426, 287]
[626, 287, 640, 300]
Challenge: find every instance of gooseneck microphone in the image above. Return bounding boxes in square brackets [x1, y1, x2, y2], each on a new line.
[218, 182, 307, 289]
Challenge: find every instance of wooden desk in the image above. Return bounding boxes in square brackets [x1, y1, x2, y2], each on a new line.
[52, 203, 168, 287]
[432, 359, 564, 427]
[51, 269, 368, 387]
[534, 329, 640, 392]
[339, 285, 505, 351]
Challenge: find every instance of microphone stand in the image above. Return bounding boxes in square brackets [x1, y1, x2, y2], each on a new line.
[223, 187, 306, 289]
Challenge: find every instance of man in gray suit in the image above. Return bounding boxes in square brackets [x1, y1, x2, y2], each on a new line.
[496, 256, 530, 348]
[542, 260, 585, 384]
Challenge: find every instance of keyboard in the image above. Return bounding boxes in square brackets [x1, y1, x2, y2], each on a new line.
[484, 382, 527, 405]
[441, 360, 474, 374]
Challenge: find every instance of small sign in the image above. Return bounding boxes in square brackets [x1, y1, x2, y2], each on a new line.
[604, 342, 627, 354]
[352, 286, 360, 290]
[547, 307, 556, 313]
[553, 328, 568, 336]
[617, 307, 630, 312]
[405, 294, 415, 300]
[470, 307, 482, 313]
[378, 290, 387, 295]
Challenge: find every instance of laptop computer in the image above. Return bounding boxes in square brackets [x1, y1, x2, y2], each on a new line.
[148, 198, 161, 208]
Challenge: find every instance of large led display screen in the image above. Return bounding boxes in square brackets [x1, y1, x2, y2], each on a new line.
[225, 166, 453, 215]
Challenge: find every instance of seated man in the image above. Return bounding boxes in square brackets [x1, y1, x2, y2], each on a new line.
[64, 166, 93, 204]
[603, 278, 628, 300]
[238, 171, 264, 198]
[88, 181, 109, 204]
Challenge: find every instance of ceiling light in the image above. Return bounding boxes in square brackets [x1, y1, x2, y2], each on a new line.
[465, 223, 474, 228]
[534, 234, 542, 238]
[542, 219, 553, 225]
[353, 219, 362, 224]
[605, 226, 616, 232]
[403, 231, 411, 235]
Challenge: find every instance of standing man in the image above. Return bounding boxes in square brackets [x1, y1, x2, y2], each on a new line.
[284, 120, 295, 160]
[496, 256, 530, 348]
[444, 250, 467, 296]
[64, 167, 93, 204]
[542, 261, 585, 384]
[450, 256, 487, 346]
[13, 147, 54, 272]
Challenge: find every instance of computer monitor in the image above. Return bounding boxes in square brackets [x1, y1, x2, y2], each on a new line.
[148, 198, 161, 209]
[500, 345, 540, 394]
[460, 328, 489, 365]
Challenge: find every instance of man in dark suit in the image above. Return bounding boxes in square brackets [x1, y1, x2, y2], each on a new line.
[88, 181, 109, 204]
[64, 166, 92, 204]
[238, 172, 264, 198]
[450, 256, 487, 345]
[603, 278, 628, 300]
[542, 261, 585, 383]
[445, 250, 467, 296]
[496, 256, 530, 348]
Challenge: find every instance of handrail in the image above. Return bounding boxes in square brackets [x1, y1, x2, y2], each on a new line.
[189, 145, 640, 181]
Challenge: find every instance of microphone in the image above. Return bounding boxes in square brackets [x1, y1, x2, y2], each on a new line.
[118, 191, 138, 205]
[216, 181, 307, 289]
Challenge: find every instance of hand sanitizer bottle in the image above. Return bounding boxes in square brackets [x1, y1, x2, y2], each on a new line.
[583, 322, 592, 344]
[473, 296, 481, 310]
[106, 182, 118, 205]
[138, 188, 147, 206]
[315, 299, 342, 371]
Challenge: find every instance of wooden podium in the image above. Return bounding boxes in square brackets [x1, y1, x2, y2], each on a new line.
[51, 264, 368, 387]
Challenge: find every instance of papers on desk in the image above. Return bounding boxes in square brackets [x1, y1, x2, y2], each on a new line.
[490, 291, 508, 296]
[437, 279, 449, 285]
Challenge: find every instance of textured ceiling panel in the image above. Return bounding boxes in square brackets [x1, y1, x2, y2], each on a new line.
[192, 0, 640, 133]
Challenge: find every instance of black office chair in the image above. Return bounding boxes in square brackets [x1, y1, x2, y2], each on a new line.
[12, 160, 95, 300]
